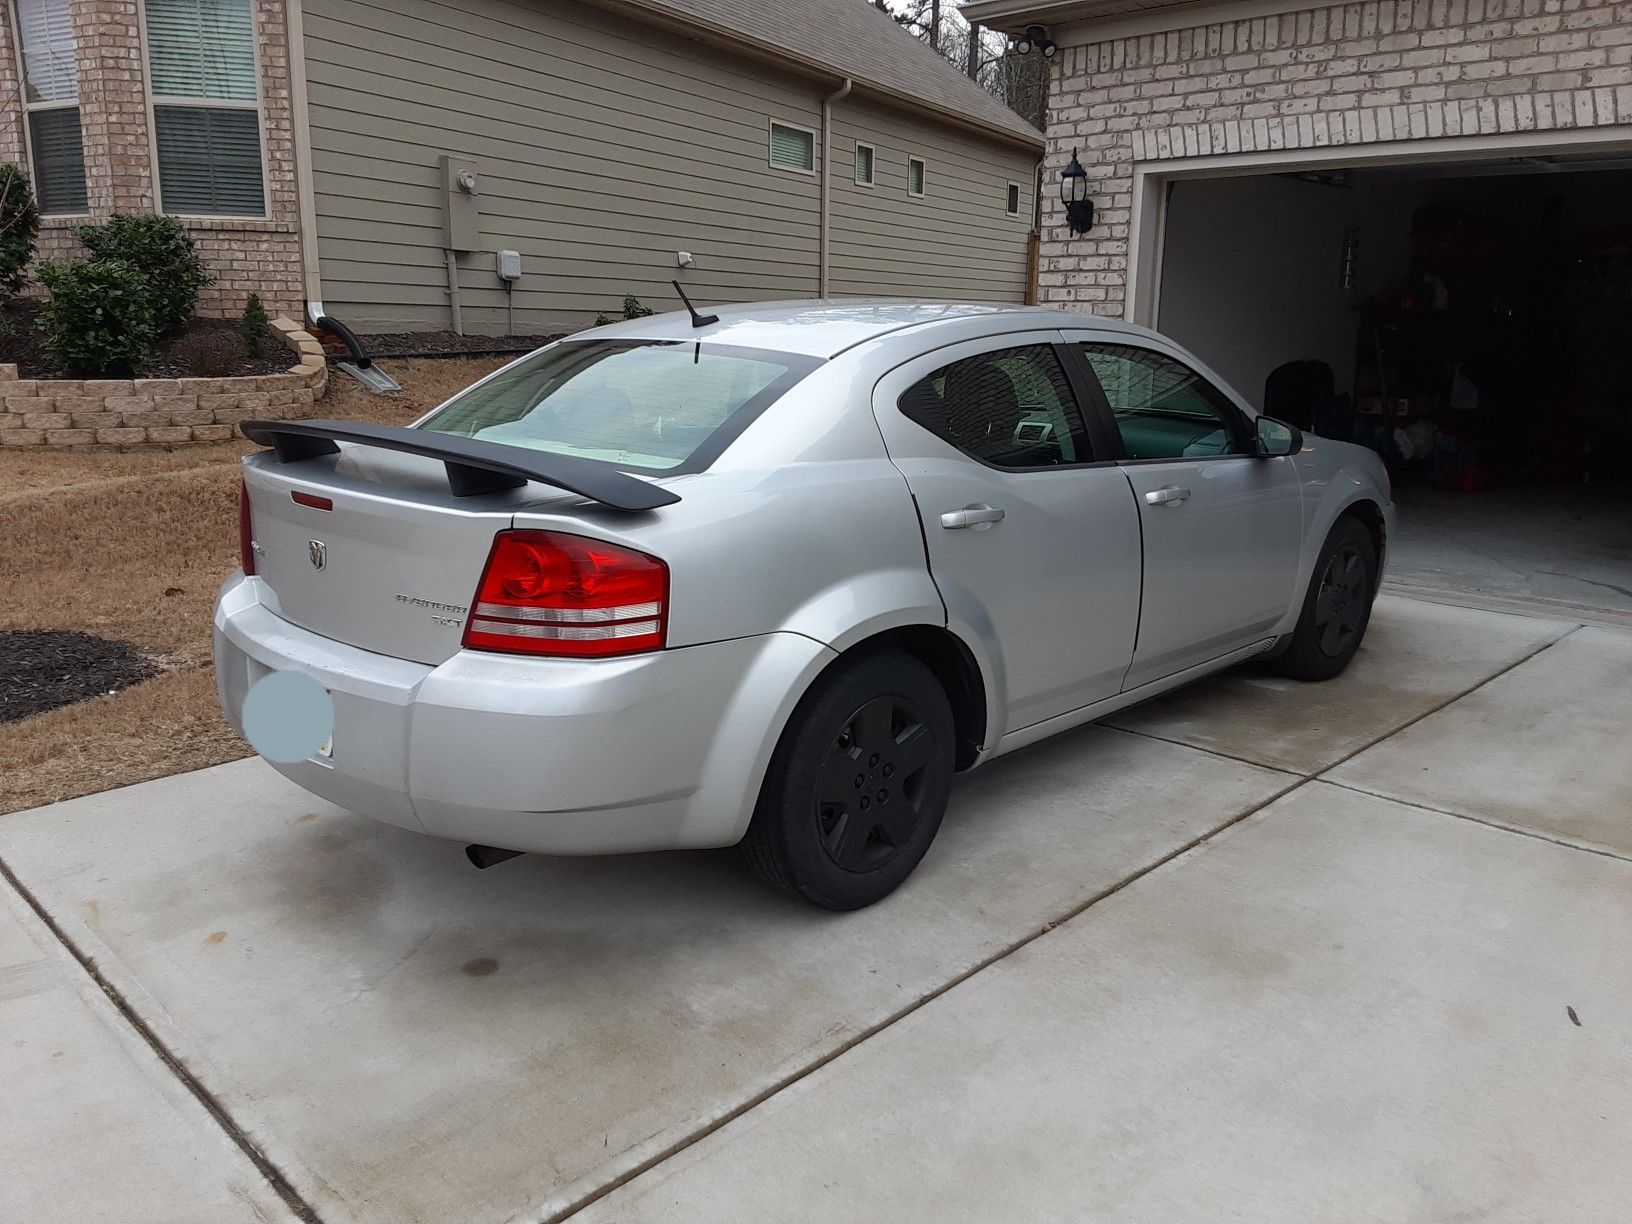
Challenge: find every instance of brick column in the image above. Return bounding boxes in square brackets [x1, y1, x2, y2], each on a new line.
[0, 8, 25, 167]
[73, 0, 155, 214]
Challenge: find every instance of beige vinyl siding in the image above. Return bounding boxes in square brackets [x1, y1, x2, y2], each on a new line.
[301, 0, 1036, 334]
[303, 0, 823, 333]
[829, 98, 1035, 303]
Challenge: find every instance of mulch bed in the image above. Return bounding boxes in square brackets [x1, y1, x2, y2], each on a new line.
[344, 329, 563, 359]
[1, 299, 292, 380]
[0, 629, 160, 723]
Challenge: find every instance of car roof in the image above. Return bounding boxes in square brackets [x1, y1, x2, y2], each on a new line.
[576, 300, 1155, 359]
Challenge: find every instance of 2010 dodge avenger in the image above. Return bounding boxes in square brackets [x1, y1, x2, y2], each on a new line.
[216, 301, 1391, 909]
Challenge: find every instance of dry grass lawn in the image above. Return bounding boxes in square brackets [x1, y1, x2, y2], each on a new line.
[0, 357, 508, 814]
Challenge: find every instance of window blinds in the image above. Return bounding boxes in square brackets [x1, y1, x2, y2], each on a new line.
[770, 124, 814, 172]
[27, 108, 87, 213]
[145, 0, 258, 100]
[144, 0, 265, 215]
[15, 0, 77, 102]
[153, 106, 265, 215]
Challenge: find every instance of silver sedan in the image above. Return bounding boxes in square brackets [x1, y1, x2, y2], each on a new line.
[216, 302, 1392, 909]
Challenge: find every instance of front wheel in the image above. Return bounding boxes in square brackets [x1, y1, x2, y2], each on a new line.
[1271, 516, 1378, 681]
[742, 650, 954, 910]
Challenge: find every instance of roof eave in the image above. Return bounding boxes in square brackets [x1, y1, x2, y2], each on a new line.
[584, 0, 1045, 153]
[961, 0, 1135, 35]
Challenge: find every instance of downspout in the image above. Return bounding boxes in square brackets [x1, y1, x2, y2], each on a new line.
[287, 0, 324, 326]
[818, 77, 852, 298]
[288, 0, 371, 367]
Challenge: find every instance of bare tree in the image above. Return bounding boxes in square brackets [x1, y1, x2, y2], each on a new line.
[873, 0, 1047, 129]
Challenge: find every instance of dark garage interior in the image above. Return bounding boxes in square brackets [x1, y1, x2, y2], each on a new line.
[1158, 153, 1632, 617]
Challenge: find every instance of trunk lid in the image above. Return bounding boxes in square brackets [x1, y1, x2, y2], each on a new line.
[243, 447, 570, 665]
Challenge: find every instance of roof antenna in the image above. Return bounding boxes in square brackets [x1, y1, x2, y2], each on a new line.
[672, 280, 718, 328]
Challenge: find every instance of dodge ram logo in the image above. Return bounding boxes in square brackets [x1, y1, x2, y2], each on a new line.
[308, 539, 327, 571]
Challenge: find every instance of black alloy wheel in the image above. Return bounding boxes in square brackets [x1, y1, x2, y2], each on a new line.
[816, 694, 937, 872]
[743, 649, 955, 910]
[1313, 542, 1369, 658]
[1272, 515, 1377, 682]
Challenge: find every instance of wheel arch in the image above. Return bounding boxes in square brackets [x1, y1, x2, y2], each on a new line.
[1336, 497, 1388, 592]
[845, 624, 989, 771]
[777, 623, 991, 774]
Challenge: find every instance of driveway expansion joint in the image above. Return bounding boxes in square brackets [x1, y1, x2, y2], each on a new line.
[552, 617, 1588, 1219]
[543, 769, 1310, 1223]
[1320, 778, 1632, 866]
[0, 853, 324, 1224]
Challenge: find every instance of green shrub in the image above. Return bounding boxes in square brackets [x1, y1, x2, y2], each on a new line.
[75, 213, 210, 335]
[593, 313, 615, 327]
[36, 258, 158, 376]
[241, 292, 270, 358]
[0, 164, 41, 298]
[621, 294, 653, 320]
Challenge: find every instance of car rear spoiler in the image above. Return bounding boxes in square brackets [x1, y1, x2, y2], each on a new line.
[239, 419, 681, 511]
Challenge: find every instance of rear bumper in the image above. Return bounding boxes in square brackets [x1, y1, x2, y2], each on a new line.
[213, 574, 834, 854]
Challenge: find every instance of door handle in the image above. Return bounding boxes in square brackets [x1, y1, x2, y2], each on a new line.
[1144, 485, 1191, 506]
[940, 504, 1006, 530]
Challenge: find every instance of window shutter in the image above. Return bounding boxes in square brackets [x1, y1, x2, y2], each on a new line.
[145, 0, 259, 100]
[154, 106, 264, 215]
[16, 0, 78, 101]
[769, 124, 814, 172]
[27, 108, 87, 213]
[855, 145, 873, 185]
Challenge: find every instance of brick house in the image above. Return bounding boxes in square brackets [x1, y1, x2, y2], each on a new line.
[965, 0, 1632, 520]
[965, 0, 1632, 382]
[2, 0, 1043, 332]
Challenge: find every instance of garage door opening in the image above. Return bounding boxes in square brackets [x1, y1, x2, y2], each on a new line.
[1155, 152, 1632, 619]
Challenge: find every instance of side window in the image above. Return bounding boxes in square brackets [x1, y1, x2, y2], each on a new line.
[899, 345, 1087, 469]
[1080, 344, 1249, 460]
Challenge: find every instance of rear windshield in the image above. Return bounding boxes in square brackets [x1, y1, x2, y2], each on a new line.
[418, 339, 820, 472]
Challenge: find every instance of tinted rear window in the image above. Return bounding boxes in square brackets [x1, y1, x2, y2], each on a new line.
[418, 339, 820, 472]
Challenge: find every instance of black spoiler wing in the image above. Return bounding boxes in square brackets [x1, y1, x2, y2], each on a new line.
[239, 419, 680, 512]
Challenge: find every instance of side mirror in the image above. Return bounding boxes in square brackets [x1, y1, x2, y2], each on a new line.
[1255, 416, 1303, 458]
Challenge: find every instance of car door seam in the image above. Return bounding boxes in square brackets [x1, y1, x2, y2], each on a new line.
[1119, 466, 1146, 694]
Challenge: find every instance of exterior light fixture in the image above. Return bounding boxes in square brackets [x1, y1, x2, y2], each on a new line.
[1015, 24, 1056, 57]
[1060, 148, 1093, 235]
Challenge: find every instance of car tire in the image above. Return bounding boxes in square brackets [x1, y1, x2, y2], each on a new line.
[742, 649, 955, 910]
[1271, 515, 1378, 682]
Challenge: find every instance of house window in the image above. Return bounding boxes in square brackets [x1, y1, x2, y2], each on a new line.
[908, 156, 926, 197]
[144, 0, 266, 216]
[1006, 182, 1022, 216]
[854, 143, 874, 187]
[11, 0, 88, 214]
[768, 121, 815, 174]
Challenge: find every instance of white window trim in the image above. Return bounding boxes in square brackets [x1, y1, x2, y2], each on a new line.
[853, 141, 875, 188]
[1005, 180, 1023, 217]
[907, 155, 927, 199]
[136, 0, 271, 221]
[7, 0, 90, 217]
[767, 118, 817, 177]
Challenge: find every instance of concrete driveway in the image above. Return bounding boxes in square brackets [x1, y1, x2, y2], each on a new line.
[3, 593, 1629, 1223]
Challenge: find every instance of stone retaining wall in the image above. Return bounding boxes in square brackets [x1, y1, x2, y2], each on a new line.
[0, 318, 327, 448]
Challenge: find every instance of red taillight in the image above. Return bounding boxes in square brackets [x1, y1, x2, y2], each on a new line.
[462, 530, 668, 658]
[238, 478, 257, 575]
[291, 490, 333, 511]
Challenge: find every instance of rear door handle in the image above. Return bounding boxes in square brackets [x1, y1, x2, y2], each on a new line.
[940, 504, 1006, 530]
[1144, 485, 1191, 506]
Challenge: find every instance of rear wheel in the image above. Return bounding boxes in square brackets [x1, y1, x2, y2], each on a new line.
[742, 650, 954, 910]
[1272, 516, 1377, 681]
